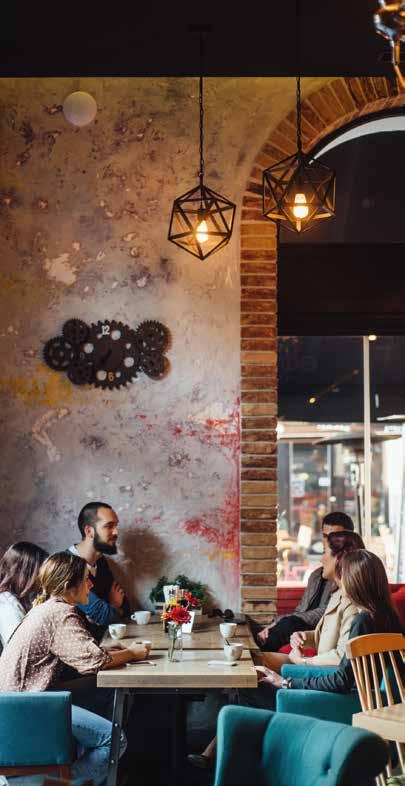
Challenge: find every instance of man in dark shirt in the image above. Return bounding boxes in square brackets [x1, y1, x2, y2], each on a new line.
[67, 501, 130, 640]
[256, 511, 355, 652]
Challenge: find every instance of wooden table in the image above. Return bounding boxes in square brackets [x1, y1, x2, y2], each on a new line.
[352, 701, 405, 742]
[98, 617, 257, 786]
[102, 614, 256, 651]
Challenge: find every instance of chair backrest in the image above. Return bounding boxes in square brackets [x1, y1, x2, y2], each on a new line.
[345, 633, 405, 712]
[345, 632, 405, 777]
[214, 706, 389, 786]
[0, 691, 73, 771]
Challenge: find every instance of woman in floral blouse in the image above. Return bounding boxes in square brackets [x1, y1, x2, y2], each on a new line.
[0, 551, 149, 785]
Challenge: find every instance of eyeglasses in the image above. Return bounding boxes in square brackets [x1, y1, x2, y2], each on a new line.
[208, 608, 235, 620]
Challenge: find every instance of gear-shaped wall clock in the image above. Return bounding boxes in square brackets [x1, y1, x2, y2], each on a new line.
[43, 319, 171, 390]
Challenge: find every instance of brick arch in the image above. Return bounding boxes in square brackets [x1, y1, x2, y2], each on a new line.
[239, 76, 405, 623]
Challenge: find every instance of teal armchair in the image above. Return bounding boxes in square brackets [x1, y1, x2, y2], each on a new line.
[277, 665, 362, 724]
[214, 705, 388, 786]
[0, 692, 73, 780]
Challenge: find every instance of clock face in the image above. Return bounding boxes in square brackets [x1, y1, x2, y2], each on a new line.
[43, 318, 170, 389]
[83, 320, 140, 389]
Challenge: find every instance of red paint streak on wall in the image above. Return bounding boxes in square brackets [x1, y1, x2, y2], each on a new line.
[181, 403, 241, 600]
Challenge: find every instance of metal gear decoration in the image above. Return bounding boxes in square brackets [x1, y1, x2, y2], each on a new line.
[140, 352, 168, 380]
[43, 337, 76, 371]
[136, 320, 171, 352]
[63, 318, 89, 346]
[43, 317, 171, 389]
[67, 358, 94, 386]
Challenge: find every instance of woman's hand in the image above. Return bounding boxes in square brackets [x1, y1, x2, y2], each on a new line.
[288, 647, 304, 665]
[256, 622, 276, 644]
[255, 665, 285, 689]
[126, 641, 150, 661]
[290, 631, 306, 650]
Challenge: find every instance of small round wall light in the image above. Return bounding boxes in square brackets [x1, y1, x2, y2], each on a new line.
[63, 91, 97, 127]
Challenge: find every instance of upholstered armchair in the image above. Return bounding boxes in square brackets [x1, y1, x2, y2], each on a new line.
[214, 705, 388, 786]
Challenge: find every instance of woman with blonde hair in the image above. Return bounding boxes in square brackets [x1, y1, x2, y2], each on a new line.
[0, 551, 148, 785]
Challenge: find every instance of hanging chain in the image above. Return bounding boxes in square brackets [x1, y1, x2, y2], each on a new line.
[199, 33, 205, 186]
[296, 74, 302, 151]
[295, 0, 302, 152]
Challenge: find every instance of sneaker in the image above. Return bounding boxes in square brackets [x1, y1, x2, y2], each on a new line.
[187, 753, 213, 770]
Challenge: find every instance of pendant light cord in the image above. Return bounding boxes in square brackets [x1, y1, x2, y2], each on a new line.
[296, 75, 302, 152]
[199, 33, 205, 186]
[295, 0, 302, 152]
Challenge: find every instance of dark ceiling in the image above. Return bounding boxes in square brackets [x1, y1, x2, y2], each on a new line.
[0, 1, 396, 77]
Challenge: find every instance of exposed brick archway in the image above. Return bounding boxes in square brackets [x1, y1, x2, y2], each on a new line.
[239, 76, 405, 622]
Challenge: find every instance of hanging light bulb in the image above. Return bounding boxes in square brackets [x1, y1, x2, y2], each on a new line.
[168, 30, 235, 260]
[195, 220, 208, 243]
[293, 192, 309, 219]
[262, 0, 336, 234]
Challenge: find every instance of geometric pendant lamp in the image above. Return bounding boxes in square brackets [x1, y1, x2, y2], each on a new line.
[168, 34, 236, 259]
[263, 75, 336, 234]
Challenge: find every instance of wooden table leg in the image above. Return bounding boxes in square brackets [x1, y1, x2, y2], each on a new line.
[106, 688, 125, 786]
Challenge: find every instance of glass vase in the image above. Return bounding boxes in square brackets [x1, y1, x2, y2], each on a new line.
[167, 622, 183, 662]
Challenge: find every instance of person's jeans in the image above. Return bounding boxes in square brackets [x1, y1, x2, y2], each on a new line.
[7, 704, 126, 786]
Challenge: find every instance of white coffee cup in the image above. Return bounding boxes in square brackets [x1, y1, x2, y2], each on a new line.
[220, 622, 237, 639]
[223, 642, 244, 662]
[131, 611, 151, 625]
[109, 623, 127, 640]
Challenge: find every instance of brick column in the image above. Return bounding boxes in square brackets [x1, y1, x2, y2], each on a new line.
[240, 180, 278, 623]
[239, 75, 405, 622]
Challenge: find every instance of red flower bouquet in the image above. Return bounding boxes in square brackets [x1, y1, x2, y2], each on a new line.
[162, 604, 191, 625]
[161, 590, 201, 660]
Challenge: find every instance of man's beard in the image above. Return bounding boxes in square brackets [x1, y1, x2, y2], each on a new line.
[94, 530, 118, 555]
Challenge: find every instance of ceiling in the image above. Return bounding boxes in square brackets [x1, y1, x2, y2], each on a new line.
[1, 1, 396, 77]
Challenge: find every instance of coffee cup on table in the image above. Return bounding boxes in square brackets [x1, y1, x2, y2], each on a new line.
[220, 622, 237, 639]
[108, 623, 127, 640]
[223, 642, 244, 662]
[131, 611, 151, 625]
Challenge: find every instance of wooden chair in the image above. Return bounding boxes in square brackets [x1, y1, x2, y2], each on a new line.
[345, 632, 405, 786]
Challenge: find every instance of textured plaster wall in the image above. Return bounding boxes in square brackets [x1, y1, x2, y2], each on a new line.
[0, 76, 327, 610]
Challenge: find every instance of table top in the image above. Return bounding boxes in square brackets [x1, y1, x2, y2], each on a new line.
[97, 649, 258, 689]
[352, 702, 405, 742]
[103, 615, 256, 651]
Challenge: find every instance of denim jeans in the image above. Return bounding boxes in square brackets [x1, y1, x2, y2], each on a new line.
[7, 704, 126, 786]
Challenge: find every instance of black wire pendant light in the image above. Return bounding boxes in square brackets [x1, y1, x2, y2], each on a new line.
[168, 35, 236, 260]
[262, 3, 336, 234]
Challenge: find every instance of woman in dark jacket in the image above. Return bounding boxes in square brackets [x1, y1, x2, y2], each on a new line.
[257, 549, 403, 694]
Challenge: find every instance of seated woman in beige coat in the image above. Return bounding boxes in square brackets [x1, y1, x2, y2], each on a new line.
[256, 529, 365, 673]
[188, 529, 365, 771]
